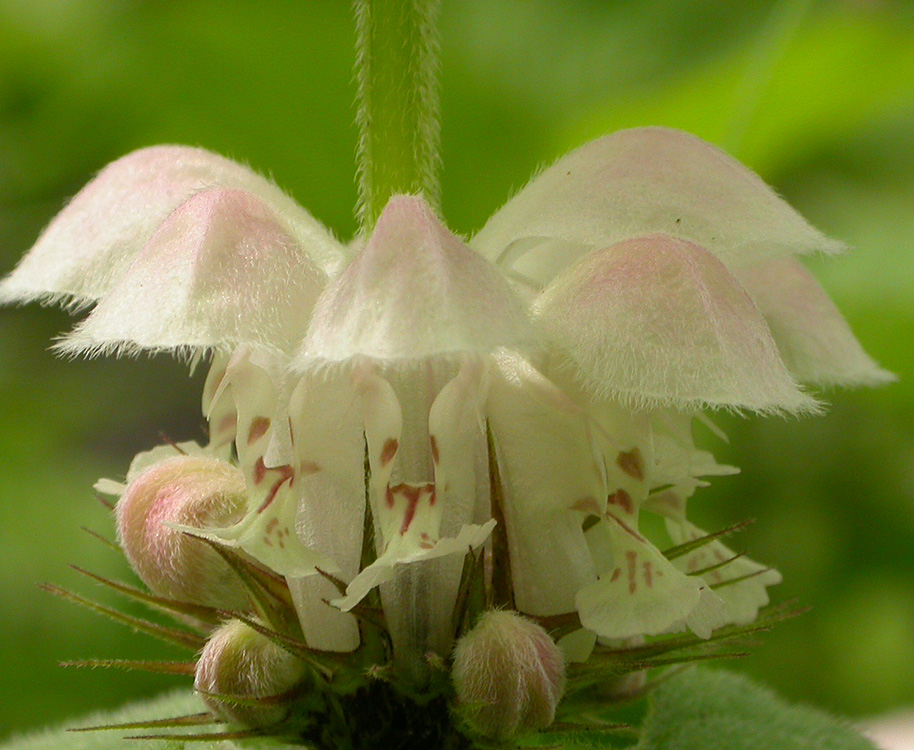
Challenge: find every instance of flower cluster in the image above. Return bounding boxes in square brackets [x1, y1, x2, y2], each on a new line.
[1, 127, 889, 744]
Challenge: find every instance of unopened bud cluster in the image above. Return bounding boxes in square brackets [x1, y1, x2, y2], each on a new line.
[195, 619, 307, 727]
[116, 455, 249, 610]
[452, 611, 566, 739]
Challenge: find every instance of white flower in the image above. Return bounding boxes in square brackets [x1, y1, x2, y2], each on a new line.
[1, 128, 890, 670]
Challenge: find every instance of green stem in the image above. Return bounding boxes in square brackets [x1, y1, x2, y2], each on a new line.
[353, 0, 442, 233]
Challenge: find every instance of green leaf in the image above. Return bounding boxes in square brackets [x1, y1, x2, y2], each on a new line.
[0, 690, 311, 749]
[636, 668, 878, 750]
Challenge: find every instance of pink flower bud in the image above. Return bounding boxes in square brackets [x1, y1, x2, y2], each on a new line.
[452, 610, 566, 739]
[195, 619, 306, 727]
[116, 455, 249, 609]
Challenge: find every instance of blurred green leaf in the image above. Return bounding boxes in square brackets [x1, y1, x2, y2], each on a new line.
[637, 668, 877, 750]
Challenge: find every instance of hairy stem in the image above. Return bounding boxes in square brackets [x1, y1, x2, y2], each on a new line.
[353, 0, 442, 232]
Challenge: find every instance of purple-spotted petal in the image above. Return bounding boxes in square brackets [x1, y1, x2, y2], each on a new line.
[1, 145, 343, 307]
[734, 257, 894, 387]
[57, 189, 329, 356]
[333, 518, 496, 612]
[296, 195, 535, 367]
[169, 475, 331, 581]
[472, 127, 843, 284]
[534, 234, 818, 414]
[576, 516, 707, 640]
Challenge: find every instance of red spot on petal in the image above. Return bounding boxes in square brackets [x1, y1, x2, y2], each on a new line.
[253, 456, 267, 485]
[389, 483, 436, 535]
[380, 438, 398, 467]
[610, 567, 622, 583]
[643, 561, 653, 588]
[247, 417, 271, 446]
[650, 490, 684, 514]
[627, 550, 638, 594]
[266, 518, 279, 533]
[607, 512, 646, 543]
[217, 413, 237, 435]
[607, 489, 634, 515]
[299, 460, 321, 476]
[572, 496, 602, 515]
[256, 464, 294, 513]
[399, 497, 419, 535]
[430, 435, 440, 464]
[616, 449, 645, 481]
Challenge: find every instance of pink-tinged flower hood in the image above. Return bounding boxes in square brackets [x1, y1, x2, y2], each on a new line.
[1, 127, 890, 664]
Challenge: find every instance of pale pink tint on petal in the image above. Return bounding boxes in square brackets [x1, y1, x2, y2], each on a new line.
[472, 127, 843, 283]
[0, 145, 343, 307]
[297, 195, 535, 366]
[534, 234, 818, 414]
[58, 189, 328, 356]
[735, 256, 894, 387]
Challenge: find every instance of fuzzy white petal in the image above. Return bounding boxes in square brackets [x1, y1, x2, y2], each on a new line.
[557, 628, 598, 663]
[428, 359, 489, 535]
[296, 196, 535, 367]
[286, 373, 367, 651]
[333, 520, 496, 612]
[735, 257, 894, 386]
[648, 413, 739, 497]
[534, 234, 818, 414]
[57, 189, 329, 356]
[472, 127, 843, 282]
[335, 365, 492, 615]
[487, 353, 603, 615]
[202, 353, 237, 455]
[170, 493, 330, 580]
[209, 347, 287, 485]
[1, 145, 343, 307]
[667, 519, 782, 628]
[576, 516, 706, 640]
[369, 362, 493, 666]
[674, 587, 729, 640]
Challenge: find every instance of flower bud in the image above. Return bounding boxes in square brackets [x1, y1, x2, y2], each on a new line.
[115, 455, 249, 609]
[452, 610, 566, 739]
[195, 619, 307, 727]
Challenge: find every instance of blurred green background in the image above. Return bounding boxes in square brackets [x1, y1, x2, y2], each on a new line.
[1, 0, 912, 739]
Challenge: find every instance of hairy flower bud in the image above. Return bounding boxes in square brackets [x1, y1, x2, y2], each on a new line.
[195, 619, 307, 727]
[116, 455, 249, 609]
[452, 610, 566, 739]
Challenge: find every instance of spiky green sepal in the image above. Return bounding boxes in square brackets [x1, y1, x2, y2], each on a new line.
[52, 512, 797, 749]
